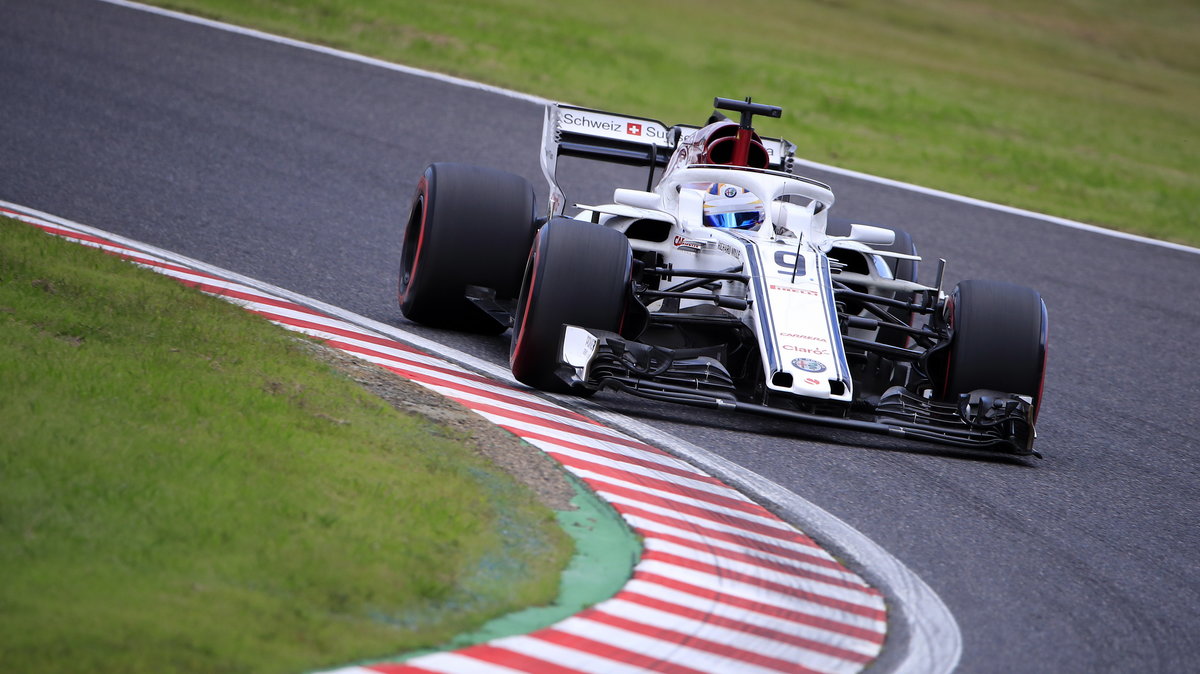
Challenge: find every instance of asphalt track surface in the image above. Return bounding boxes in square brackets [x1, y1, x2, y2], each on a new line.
[4, 1, 1199, 671]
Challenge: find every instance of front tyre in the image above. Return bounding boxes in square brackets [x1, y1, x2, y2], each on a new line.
[398, 162, 537, 333]
[510, 218, 633, 393]
[941, 280, 1048, 420]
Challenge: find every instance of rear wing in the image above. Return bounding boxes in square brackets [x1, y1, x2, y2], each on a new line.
[540, 103, 796, 216]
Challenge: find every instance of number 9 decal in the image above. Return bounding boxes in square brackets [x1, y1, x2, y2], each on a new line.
[775, 250, 806, 276]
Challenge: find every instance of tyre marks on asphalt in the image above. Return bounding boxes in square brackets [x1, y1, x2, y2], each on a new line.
[6, 204, 886, 673]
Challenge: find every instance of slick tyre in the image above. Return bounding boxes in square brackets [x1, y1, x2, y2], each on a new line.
[942, 280, 1048, 420]
[510, 218, 633, 393]
[398, 162, 537, 333]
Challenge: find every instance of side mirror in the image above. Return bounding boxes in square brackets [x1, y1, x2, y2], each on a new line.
[845, 224, 895, 246]
[614, 189, 661, 210]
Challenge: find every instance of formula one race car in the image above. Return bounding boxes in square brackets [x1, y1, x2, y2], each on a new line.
[398, 97, 1048, 456]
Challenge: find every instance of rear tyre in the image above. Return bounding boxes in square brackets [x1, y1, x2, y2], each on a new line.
[398, 162, 537, 333]
[941, 280, 1048, 420]
[510, 218, 632, 393]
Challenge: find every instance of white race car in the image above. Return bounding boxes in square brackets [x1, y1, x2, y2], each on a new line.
[399, 98, 1048, 456]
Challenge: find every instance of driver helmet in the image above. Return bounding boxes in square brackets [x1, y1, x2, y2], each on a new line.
[702, 183, 765, 230]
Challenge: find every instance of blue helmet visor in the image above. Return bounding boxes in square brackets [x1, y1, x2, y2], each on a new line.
[704, 211, 763, 229]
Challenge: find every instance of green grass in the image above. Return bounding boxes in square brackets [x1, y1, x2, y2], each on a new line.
[150, 0, 1199, 246]
[0, 218, 571, 673]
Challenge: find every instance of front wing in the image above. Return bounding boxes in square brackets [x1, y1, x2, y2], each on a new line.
[559, 326, 1039, 457]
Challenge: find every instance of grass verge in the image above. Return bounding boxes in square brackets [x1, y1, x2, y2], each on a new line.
[0, 217, 571, 673]
[148, 0, 1199, 246]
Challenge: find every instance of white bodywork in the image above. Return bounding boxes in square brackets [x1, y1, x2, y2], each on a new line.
[544, 103, 935, 407]
[578, 167, 857, 402]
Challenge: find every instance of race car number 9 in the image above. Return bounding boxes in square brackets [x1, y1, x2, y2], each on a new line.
[775, 251, 806, 276]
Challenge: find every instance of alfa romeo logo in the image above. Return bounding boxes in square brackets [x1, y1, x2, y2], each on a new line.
[792, 358, 826, 373]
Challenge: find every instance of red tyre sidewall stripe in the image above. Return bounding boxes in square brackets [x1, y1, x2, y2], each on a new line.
[398, 179, 428, 306]
[510, 228, 544, 366]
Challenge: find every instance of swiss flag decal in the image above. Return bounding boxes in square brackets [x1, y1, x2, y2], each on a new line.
[627, 123, 642, 136]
